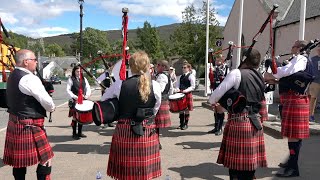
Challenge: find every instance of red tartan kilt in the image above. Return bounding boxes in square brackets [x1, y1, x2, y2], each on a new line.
[107, 118, 161, 179]
[217, 113, 267, 171]
[185, 92, 193, 111]
[280, 93, 310, 139]
[259, 100, 268, 122]
[3, 115, 54, 168]
[155, 100, 171, 128]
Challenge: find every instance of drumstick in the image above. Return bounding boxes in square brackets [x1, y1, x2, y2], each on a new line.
[77, 63, 107, 89]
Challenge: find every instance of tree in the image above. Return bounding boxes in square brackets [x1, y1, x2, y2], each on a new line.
[136, 21, 164, 61]
[71, 27, 111, 64]
[170, 2, 222, 73]
[45, 43, 65, 57]
[29, 41, 45, 55]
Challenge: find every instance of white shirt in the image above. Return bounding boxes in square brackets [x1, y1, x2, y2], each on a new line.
[273, 54, 307, 79]
[156, 73, 169, 92]
[208, 69, 241, 104]
[16, 67, 55, 112]
[96, 71, 114, 83]
[175, 72, 196, 93]
[67, 76, 91, 99]
[101, 78, 162, 115]
[191, 69, 196, 77]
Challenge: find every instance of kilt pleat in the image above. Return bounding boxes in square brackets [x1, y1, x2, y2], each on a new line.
[155, 100, 171, 128]
[3, 115, 54, 168]
[259, 100, 268, 123]
[280, 93, 309, 139]
[185, 92, 193, 111]
[217, 113, 267, 171]
[107, 118, 161, 180]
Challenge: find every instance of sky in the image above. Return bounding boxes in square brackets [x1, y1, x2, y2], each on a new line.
[0, 0, 234, 38]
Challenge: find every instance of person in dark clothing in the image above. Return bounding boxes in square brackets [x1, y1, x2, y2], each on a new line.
[3, 49, 56, 180]
[66, 65, 91, 140]
[174, 62, 196, 130]
[101, 51, 162, 179]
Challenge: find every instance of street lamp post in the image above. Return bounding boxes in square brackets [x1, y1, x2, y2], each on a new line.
[78, 0, 84, 63]
[193, 33, 198, 71]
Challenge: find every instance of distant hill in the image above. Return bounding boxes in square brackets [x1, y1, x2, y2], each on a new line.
[43, 23, 181, 48]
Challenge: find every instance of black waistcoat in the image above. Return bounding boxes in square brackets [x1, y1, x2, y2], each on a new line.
[238, 68, 265, 113]
[71, 76, 87, 96]
[6, 69, 47, 118]
[118, 75, 156, 119]
[180, 73, 191, 90]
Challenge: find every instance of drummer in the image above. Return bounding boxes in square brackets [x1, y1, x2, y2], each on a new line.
[155, 60, 171, 149]
[174, 62, 196, 130]
[67, 65, 91, 140]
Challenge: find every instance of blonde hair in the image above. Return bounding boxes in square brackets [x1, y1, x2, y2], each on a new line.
[129, 51, 151, 102]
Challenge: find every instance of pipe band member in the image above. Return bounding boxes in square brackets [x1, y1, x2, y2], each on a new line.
[208, 54, 227, 136]
[175, 62, 196, 130]
[66, 65, 91, 140]
[265, 40, 309, 178]
[3, 49, 56, 180]
[155, 60, 171, 149]
[102, 51, 162, 180]
[209, 49, 267, 180]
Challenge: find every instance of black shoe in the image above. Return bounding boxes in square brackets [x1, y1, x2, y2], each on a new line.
[208, 128, 217, 134]
[276, 168, 299, 177]
[181, 124, 188, 130]
[278, 162, 288, 168]
[78, 133, 87, 138]
[159, 143, 162, 150]
[108, 123, 115, 127]
[72, 134, 80, 140]
[176, 125, 183, 129]
[215, 129, 222, 136]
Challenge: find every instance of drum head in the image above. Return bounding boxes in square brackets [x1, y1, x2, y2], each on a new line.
[169, 93, 185, 100]
[75, 100, 94, 112]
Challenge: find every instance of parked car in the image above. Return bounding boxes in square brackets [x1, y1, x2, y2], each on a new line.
[51, 76, 61, 84]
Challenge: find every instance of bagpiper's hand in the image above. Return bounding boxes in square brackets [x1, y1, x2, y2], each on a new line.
[264, 72, 275, 81]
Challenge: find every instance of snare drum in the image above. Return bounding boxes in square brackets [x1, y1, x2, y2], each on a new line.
[168, 93, 187, 113]
[75, 100, 94, 124]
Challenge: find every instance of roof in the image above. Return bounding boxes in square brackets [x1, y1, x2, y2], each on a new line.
[38, 56, 78, 70]
[276, 0, 320, 27]
[260, 0, 294, 20]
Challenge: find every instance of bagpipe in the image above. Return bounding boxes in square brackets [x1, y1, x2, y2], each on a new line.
[276, 39, 320, 94]
[211, 4, 279, 114]
[73, 8, 131, 126]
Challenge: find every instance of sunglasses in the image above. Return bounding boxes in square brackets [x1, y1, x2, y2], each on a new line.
[182, 66, 188, 69]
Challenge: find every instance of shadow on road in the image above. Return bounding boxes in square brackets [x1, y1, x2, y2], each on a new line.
[0, 158, 5, 168]
[161, 127, 208, 138]
[52, 142, 111, 154]
[175, 141, 221, 150]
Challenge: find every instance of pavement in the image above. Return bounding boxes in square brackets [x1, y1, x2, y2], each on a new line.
[0, 86, 320, 179]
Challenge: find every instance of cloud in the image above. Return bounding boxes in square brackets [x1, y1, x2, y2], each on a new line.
[11, 26, 71, 38]
[0, 0, 77, 37]
[89, 0, 230, 23]
[0, 12, 19, 25]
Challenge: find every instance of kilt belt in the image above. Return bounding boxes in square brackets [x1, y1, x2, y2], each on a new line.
[229, 106, 262, 131]
[117, 117, 156, 137]
[9, 115, 46, 132]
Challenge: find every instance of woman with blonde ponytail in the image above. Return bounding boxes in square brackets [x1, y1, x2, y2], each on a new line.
[101, 51, 162, 180]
